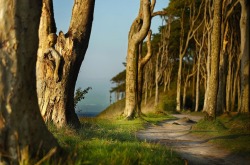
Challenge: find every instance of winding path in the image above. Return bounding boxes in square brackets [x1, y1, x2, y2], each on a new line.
[137, 114, 250, 165]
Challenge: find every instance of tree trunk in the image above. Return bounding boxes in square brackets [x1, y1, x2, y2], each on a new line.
[203, 0, 213, 112]
[37, 0, 95, 128]
[239, 0, 249, 113]
[124, 0, 151, 119]
[216, 23, 229, 115]
[176, 57, 183, 111]
[195, 54, 201, 112]
[137, 30, 152, 115]
[0, 1, 58, 163]
[204, 0, 222, 119]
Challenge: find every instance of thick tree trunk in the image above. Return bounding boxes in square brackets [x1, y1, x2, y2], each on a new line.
[37, 0, 95, 128]
[204, 0, 222, 119]
[0, 1, 58, 163]
[239, 0, 249, 113]
[124, 0, 151, 119]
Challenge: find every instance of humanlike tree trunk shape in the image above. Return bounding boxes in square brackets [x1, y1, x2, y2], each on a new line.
[239, 0, 249, 113]
[137, 30, 152, 115]
[37, 0, 95, 128]
[204, 0, 222, 119]
[0, 1, 58, 163]
[124, 0, 152, 119]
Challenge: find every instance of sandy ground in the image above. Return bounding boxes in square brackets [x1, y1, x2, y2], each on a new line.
[137, 114, 250, 165]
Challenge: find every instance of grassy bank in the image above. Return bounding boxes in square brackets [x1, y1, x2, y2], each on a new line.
[48, 114, 183, 164]
[191, 113, 250, 159]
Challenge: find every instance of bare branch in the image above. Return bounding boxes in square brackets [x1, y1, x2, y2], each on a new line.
[152, 10, 167, 17]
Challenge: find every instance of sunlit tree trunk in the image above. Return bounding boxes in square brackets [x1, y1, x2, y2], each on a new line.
[203, 0, 213, 112]
[37, 0, 95, 128]
[194, 28, 206, 112]
[124, 0, 151, 119]
[0, 1, 58, 163]
[204, 0, 222, 119]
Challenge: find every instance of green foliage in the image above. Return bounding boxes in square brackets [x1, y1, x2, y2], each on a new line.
[110, 68, 126, 95]
[48, 116, 183, 164]
[74, 87, 92, 108]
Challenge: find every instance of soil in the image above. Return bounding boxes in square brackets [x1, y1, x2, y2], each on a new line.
[137, 114, 250, 165]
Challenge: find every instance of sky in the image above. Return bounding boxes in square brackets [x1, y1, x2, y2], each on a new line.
[53, 0, 169, 112]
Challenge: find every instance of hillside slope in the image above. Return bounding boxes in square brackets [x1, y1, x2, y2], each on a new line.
[98, 87, 177, 119]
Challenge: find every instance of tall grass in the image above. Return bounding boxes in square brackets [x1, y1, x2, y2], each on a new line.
[48, 115, 183, 165]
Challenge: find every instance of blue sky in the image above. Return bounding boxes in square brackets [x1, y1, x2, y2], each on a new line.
[53, 0, 169, 111]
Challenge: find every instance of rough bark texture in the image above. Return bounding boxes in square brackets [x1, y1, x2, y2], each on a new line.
[124, 0, 151, 119]
[0, 1, 58, 163]
[239, 0, 249, 113]
[204, 0, 222, 119]
[216, 23, 229, 115]
[137, 30, 152, 115]
[37, 0, 95, 128]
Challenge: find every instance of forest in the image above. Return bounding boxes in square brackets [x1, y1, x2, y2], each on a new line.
[0, 0, 249, 164]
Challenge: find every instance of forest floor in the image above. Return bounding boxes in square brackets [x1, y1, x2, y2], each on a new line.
[137, 113, 250, 165]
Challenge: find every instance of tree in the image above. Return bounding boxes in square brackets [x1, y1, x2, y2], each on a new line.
[203, 0, 222, 119]
[175, 0, 204, 112]
[239, 0, 249, 113]
[36, 0, 95, 128]
[124, 0, 153, 119]
[110, 69, 126, 102]
[137, 30, 153, 115]
[0, 1, 58, 163]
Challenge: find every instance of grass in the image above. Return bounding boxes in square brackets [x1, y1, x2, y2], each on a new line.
[47, 114, 184, 165]
[191, 113, 250, 158]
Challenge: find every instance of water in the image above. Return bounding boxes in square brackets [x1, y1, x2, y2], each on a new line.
[77, 111, 100, 117]
[76, 104, 106, 117]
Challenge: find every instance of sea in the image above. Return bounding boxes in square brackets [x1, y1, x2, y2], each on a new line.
[76, 104, 105, 117]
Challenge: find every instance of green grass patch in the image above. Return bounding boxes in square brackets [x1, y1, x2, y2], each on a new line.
[142, 113, 176, 125]
[48, 115, 183, 165]
[191, 114, 250, 157]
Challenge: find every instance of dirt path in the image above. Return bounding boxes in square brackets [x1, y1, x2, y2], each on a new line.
[137, 114, 249, 165]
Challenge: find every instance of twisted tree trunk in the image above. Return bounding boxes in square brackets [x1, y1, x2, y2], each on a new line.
[37, 0, 95, 128]
[124, 0, 151, 119]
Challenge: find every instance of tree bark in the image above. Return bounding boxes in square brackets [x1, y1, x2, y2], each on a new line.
[204, 0, 222, 119]
[216, 23, 229, 115]
[37, 0, 95, 128]
[124, 0, 151, 119]
[137, 30, 152, 115]
[239, 0, 249, 113]
[0, 1, 58, 163]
